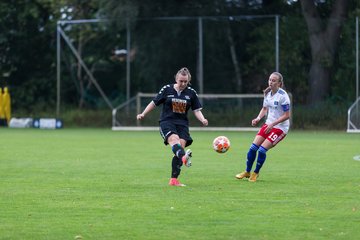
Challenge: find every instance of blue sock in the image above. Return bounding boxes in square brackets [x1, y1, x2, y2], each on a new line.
[246, 143, 259, 172]
[254, 146, 268, 173]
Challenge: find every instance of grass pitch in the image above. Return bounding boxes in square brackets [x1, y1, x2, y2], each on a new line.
[0, 128, 359, 240]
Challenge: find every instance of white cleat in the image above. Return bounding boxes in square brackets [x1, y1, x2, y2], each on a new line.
[182, 149, 192, 167]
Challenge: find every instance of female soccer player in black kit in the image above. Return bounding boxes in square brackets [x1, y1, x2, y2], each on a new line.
[136, 67, 208, 186]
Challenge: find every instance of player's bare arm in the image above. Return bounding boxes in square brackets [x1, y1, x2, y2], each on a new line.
[137, 101, 156, 120]
[194, 109, 208, 126]
[252, 107, 268, 126]
[265, 110, 290, 133]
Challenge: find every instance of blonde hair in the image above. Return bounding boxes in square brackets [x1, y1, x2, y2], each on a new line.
[175, 67, 192, 82]
[263, 72, 284, 95]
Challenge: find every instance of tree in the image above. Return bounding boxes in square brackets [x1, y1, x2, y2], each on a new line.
[0, 0, 58, 110]
[300, 0, 348, 104]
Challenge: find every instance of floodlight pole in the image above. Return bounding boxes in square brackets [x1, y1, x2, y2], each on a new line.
[56, 23, 61, 117]
[275, 15, 280, 72]
[356, 17, 359, 101]
[356, 16, 359, 123]
[198, 17, 204, 95]
[126, 20, 131, 104]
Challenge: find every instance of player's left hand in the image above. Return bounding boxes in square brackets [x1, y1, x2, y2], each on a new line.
[202, 119, 208, 126]
[136, 113, 145, 120]
[265, 123, 274, 134]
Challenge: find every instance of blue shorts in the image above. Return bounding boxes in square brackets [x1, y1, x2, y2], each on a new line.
[159, 121, 193, 147]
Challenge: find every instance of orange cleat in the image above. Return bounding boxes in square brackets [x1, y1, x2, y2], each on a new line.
[235, 171, 251, 179]
[169, 178, 186, 187]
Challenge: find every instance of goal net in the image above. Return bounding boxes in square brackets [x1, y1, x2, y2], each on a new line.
[112, 93, 264, 131]
[347, 97, 360, 133]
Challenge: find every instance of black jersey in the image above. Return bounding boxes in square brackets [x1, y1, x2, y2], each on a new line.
[153, 84, 202, 126]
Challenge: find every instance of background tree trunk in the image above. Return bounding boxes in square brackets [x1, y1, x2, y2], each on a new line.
[300, 0, 348, 104]
[226, 22, 242, 93]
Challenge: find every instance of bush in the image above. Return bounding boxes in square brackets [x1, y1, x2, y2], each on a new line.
[11, 100, 350, 130]
[291, 101, 349, 130]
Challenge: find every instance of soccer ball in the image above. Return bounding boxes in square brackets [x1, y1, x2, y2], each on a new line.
[212, 136, 231, 153]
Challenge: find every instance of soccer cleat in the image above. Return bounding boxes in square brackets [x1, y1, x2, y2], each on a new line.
[182, 149, 192, 167]
[169, 178, 186, 187]
[235, 171, 251, 179]
[249, 172, 259, 182]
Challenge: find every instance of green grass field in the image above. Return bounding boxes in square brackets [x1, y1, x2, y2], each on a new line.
[0, 128, 359, 240]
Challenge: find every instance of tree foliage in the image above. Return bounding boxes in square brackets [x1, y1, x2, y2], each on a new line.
[0, 0, 359, 113]
[0, 0, 57, 110]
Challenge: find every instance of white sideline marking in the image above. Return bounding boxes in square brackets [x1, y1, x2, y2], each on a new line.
[353, 155, 360, 161]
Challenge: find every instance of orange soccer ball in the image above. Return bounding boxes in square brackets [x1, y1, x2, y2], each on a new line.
[212, 136, 231, 153]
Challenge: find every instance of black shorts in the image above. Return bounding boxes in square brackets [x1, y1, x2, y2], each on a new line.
[159, 121, 193, 147]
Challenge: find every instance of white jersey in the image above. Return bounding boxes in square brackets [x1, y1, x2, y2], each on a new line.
[263, 88, 291, 133]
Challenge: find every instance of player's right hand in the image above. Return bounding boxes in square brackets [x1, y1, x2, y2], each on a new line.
[251, 117, 260, 126]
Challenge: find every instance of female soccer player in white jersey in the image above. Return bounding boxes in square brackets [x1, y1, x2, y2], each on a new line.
[137, 67, 208, 187]
[236, 72, 291, 182]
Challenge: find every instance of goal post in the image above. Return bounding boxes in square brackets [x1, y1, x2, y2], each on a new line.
[347, 97, 360, 133]
[112, 92, 264, 131]
[348, 18, 360, 133]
